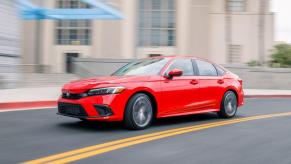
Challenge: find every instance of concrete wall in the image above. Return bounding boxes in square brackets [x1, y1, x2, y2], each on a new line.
[72, 58, 291, 90]
[72, 58, 131, 77]
[226, 66, 291, 89]
[0, 56, 20, 88]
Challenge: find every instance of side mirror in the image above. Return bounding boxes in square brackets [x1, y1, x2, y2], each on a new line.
[167, 69, 183, 79]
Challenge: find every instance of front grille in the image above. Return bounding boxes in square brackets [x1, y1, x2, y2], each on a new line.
[62, 93, 85, 100]
[58, 102, 88, 116]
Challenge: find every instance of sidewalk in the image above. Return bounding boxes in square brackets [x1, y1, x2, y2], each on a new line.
[0, 87, 60, 110]
[244, 89, 291, 98]
[0, 87, 60, 102]
[1, 87, 291, 110]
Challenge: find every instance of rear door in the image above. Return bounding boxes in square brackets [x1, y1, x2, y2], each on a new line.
[193, 59, 226, 110]
[160, 59, 200, 116]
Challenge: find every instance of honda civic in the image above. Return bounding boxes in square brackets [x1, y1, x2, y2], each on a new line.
[58, 56, 244, 130]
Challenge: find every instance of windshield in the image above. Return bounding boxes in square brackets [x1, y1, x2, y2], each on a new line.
[112, 58, 169, 76]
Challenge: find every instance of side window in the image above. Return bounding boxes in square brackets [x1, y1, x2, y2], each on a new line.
[196, 60, 218, 76]
[215, 65, 226, 76]
[166, 59, 194, 76]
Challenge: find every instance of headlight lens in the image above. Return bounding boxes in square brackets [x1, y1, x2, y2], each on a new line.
[87, 87, 125, 96]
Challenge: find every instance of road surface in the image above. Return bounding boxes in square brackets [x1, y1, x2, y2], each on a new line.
[0, 98, 291, 164]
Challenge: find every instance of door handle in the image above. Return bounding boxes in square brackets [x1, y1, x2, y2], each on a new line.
[217, 79, 224, 84]
[190, 79, 198, 85]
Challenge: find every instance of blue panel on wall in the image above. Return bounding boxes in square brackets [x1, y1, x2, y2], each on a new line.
[17, 0, 123, 20]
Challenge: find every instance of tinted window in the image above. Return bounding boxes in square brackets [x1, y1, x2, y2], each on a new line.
[166, 59, 194, 76]
[112, 58, 169, 76]
[196, 60, 218, 76]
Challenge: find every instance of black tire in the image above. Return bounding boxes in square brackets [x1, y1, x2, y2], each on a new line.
[218, 91, 238, 118]
[124, 93, 153, 130]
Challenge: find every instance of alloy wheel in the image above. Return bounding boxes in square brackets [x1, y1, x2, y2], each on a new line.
[224, 92, 237, 116]
[132, 96, 153, 128]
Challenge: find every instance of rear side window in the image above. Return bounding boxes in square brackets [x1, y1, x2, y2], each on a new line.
[215, 65, 226, 76]
[196, 60, 218, 76]
[166, 59, 194, 76]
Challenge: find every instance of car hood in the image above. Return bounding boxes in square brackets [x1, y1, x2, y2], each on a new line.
[62, 76, 150, 93]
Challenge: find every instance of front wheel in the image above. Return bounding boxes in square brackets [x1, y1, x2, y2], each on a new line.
[217, 91, 238, 118]
[124, 93, 153, 130]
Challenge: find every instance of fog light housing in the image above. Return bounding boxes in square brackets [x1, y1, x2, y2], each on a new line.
[94, 105, 113, 117]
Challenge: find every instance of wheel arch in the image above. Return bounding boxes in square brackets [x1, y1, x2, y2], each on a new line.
[224, 88, 239, 104]
[125, 90, 158, 119]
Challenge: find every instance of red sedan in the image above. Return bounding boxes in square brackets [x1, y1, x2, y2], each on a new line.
[58, 56, 244, 130]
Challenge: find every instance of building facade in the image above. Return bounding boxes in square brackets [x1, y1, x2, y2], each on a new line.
[22, 0, 274, 73]
[0, 0, 20, 88]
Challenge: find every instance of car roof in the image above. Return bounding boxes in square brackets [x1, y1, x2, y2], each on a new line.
[148, 55, 212, 62]
[147, 55, 228, 71]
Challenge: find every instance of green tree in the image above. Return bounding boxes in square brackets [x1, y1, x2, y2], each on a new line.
[270, 43, 291, 67]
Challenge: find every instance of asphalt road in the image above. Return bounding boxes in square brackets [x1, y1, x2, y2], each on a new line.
[0, 98, 291, 164]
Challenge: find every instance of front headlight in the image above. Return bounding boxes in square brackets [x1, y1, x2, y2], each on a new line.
[87, 87, 125, 96]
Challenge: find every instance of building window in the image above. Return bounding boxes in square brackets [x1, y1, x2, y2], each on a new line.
[56, 0, 90, 8]
[55, 0, 92, 45]
[226, 0, 246, 12]
[138, 0, 176, 47]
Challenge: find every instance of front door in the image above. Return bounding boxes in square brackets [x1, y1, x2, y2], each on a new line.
[160, 59, 200, 116]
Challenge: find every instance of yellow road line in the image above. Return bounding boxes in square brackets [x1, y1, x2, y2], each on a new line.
[22, 120, 229, 163]
[23, 112, 291, 164]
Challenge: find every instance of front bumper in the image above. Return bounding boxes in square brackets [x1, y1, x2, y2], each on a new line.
[57, 94, 127, 121]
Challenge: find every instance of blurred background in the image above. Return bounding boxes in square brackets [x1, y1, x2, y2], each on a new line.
[1, 0, 291, 90]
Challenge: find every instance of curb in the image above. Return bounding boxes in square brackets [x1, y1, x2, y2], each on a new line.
[244, 95, 291, 98]
[0, 101, 57, 111]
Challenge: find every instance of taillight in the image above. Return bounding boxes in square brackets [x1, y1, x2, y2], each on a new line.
[238, 79, 243, 85]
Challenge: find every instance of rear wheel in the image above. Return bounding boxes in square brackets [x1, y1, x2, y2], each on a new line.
[124, 93, 153, 130]
[218, 91, 238, 118]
